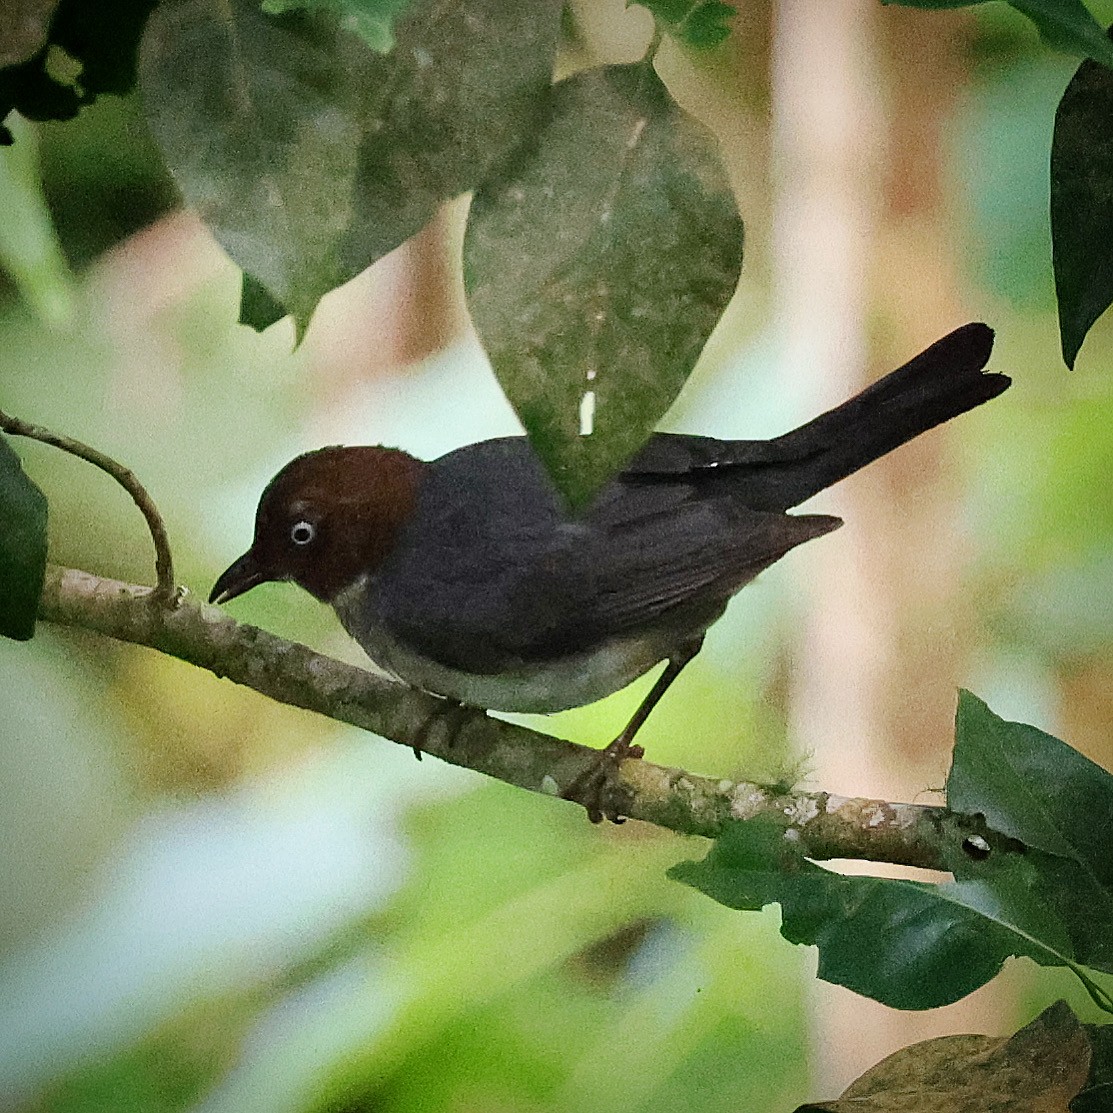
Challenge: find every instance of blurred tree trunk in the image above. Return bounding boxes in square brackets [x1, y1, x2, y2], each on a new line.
[307, 206, 465, 404]
[1059, 655, 1113, 769]
[771, 0, 1007, 1096]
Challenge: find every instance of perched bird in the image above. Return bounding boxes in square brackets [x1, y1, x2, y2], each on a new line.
[211, 323, 1008, 820]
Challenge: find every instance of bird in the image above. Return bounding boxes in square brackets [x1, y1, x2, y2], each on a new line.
[211, 322, 1008, 821]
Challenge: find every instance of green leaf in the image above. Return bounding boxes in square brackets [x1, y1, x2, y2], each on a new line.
[0, 116, 74, 323]
[882, 2, 1113, 69]
[0, 0, 158, 144]
[0, 435, 48, 641]
[670, 820, 1038, 1009]
[636, 1, 736, 48]
[464, 61, 743, 508]
[799, 1002, 1091, 1113]
[1051, 31, 1113, 368]
[1008, 1, 1113, 68]
[239, 271, 289, 332]
[140, 0, 562, 335]
[260, 0, 410, 52]
[949, 691, 1113, 973]
[672, 694, 1113, 1012]
[670, 814, 1113, 1012]
[951, 691, 1113, 886]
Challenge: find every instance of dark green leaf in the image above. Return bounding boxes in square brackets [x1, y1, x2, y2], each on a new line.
[951, 691, 1113, 881]
[0, 434, 48, 641]
[0, 0, 158, 144]
[673, 695, 1113, 1012]
[0, 52, 80, 144]
[239, 271, 289, 332]
[465, 62, 743, 507]
[140, 0, 561, 334]
[949, 691, 1113, 972]
[883, 2, 1113, 69]
[668, 819, 1086, 1010]
[1074, 1023, 1113, 1113]
[51, 0, 158, 96]
[681, 3, 736, 47]
[800, 1002, 1091, 1113]
[636, 1, 736, 48]
[1008, 1, 1113, 67]
[259, 0, 410, 53]
[1051, 30, 1113, 368]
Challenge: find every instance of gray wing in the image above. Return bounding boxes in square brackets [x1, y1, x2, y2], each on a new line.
[371, 440, 840, 672]
[583, 494, 839, 637]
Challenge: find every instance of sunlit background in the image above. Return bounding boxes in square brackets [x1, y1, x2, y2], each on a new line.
[2, 2, 1113, 1110]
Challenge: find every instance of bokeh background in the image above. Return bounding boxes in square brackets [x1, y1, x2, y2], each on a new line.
[3, 2, 1113, 1110]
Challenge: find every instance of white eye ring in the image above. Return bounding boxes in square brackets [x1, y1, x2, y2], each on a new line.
[290, 520, 316, 546]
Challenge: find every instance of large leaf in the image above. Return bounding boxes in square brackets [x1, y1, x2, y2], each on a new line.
[0, 0, 158, 144]
[1051, 30, 1113, 368]
[949, 691, 1113, 972]
[799, 1002, 1091, 1113]
[671, 693, 1113, 1011]
[667, 818, 1102, 1010]
[950, 691, 1113, 885]
[0, 435, 47, 641]
[1009, 1, 1113, 68]
[464, 61, 743, 507]
[140, 0, 561, 335]
[883, 1, 1113, 70]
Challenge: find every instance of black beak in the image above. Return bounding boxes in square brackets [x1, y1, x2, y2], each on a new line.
[209, 551, 268, 605]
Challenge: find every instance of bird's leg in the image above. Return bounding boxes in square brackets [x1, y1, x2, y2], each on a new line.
[411, 696, 475, 760]
[563, 637, 705, 824]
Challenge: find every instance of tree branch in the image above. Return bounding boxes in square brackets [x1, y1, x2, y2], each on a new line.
[0, 411, 177, 603]
[36, 563, 1005, 869]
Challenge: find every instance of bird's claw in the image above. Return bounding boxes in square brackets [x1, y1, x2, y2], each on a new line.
[562, 740, 645, 824]
[411, 698, 474, 759]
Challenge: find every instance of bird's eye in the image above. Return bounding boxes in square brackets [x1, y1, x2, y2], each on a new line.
[290, 520, 316, 546]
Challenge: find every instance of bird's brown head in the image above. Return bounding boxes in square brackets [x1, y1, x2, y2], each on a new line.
[209, 446, 427, 605]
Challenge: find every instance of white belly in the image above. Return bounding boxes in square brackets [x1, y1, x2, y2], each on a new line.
[332, 584, 668, 713]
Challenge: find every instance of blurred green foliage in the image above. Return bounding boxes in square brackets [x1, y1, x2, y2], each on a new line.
[3, 2, 1113, 1111]
[0, 196, 813, 1110]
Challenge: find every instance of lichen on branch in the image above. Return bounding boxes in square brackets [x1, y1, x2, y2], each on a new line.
[37, 563, 999, 868]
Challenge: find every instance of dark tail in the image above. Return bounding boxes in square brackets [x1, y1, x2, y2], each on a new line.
[763, 322, 1007, 507]
[706, 322, 1008, 511]
[626, 323, 1009, 510]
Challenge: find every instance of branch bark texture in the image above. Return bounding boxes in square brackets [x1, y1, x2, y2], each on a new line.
[38, 564, 994, 869]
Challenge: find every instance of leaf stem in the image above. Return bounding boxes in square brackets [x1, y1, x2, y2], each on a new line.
[1070, 963, 1113, 1015]
[0, 411, 177, 604]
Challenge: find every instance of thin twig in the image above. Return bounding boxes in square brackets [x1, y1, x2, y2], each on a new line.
[0, 411, 177, 603]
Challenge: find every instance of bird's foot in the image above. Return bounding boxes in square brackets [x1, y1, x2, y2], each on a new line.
[562, 737, 645, 824]
[411, 697, 474, 760]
